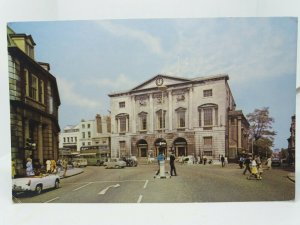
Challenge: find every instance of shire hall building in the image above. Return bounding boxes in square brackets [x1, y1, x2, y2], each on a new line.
[109, 74, 249, 162]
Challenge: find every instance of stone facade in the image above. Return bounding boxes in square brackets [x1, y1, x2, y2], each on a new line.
[8, 26, 60, 175]
[109, 74, 248, 160]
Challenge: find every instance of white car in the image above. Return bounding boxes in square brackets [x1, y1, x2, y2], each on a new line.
[12, 174, 60, 195]
[103, 158, 126, 169]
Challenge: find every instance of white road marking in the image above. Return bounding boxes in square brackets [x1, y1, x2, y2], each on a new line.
[137, 195, 143, 203]
[73, 182, 92, 191]
[98, 184, 120, 195]
[44, 197, 60, 203]
[143, 180, 149, 189]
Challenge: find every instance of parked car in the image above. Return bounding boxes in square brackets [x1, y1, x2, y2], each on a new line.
[72, 158, 88, 167]
[271, 158, 281, 167]
[12, 173, 60, 195]
[121, 156, 138, 167]
[103, 158, 126, 169]
[183, 155, 196, 164]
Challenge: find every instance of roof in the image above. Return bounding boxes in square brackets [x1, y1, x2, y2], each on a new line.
[108, 73, 229, 97]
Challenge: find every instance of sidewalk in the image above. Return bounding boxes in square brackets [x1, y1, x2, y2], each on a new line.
[58, 167, 84, 179]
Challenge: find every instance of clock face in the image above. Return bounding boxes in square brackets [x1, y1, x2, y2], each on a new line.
[156, 77, 164, 86]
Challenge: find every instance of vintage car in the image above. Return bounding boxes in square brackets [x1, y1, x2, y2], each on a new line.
[103, 158, 126, 169]
[121, 156, 138, 167]
[12, 173, 60, 195]
[72, 158, 88, 167]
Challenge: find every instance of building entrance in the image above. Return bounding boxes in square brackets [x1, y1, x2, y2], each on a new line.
[154, 138, 167, 157]
[137, 139, 148, 157]
[174, 137, 187, 156]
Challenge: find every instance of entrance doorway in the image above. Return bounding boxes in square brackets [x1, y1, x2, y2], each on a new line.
[137, 139, 148, 157]
[174, 137, 187, 156]
[154, 138, 167, 156]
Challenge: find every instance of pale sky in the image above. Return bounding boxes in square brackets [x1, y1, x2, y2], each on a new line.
[9, 17, 297, 150]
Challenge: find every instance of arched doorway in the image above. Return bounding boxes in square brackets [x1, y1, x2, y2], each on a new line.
[173, 137, 187, 156]
[137, 139, 148, 157]
[154, 138, 167, 156]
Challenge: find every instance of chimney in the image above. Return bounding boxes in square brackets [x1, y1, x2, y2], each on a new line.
[96, 114, 102, 133]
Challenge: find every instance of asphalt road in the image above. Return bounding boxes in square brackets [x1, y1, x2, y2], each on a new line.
[12, 162, 295, 203]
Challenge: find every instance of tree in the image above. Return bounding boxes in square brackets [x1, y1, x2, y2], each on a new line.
[246, 107, 276, 157]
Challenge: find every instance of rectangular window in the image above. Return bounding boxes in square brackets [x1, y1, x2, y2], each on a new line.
[88, 131, 91, 138]
[30, 74, 39, 101]
[75, 137, 77, 142]
[120, 117, 126, 132]
[87, 124, 90, 128]
[203, 137, 212, 146]
[82, 124, 85, 129]
[203, 108, 213, 126]
[88, 142, 91, 146]
[107, 117, 111, 133]
[71, 137, 73, 142]
[203, 89, 212, 97]
[63, 137, 66, 143]
[82, 132, 85, 138]
[178, 111, 185, 128]
[119, 141, 126, 156]
[39, 80, 45, 104]
[67, 137, 70, 142]
[24, 69, 29, 96]
[82, 142, 85, 146]
[157, 111, 166, 129]
[140, 115, 147, 130]
[203, 151, 213, 156]
[119, 102, 125, 108]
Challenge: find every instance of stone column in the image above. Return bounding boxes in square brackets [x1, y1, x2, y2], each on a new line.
[149, 94, 154, 132]
[237, 117, 242, 149]
[38, 124, 43, 164]
[188, 88, 193, 129]
[168, 91, 172, 131]
[126, 116, 129, 133]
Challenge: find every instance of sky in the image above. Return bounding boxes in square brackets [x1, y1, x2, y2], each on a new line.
[8, 18, 297, 150]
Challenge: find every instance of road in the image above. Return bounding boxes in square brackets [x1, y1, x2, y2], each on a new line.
[12, 162, 295, 203]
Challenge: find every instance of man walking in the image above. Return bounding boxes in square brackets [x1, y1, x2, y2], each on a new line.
[221, 155, 225, 167]
[243, 156, 252, 175]
[170, 152, 177, 176]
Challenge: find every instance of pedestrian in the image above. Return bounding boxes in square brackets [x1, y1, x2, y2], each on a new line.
[203, 156, 207, 165]
[243, 156, 251, 175]
[26, 157, 35, 176]
[62, 158, 68, 178]
[11, 160, 16, 179]
[46, 159, 51, 173]
[266, 157, 272, 170]
[156, 152, 164, 175]
[256, 155, 261, 167]
[221, 155, 225, 167]
[169, 152, 177, 176]
[239, 156, 244, 169]
[50, 159, 56, 173]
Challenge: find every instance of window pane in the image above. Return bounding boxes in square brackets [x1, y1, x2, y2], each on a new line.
[178, 111, 185, 127]
[120, 117, 126, 132]
[204, 137, 212, 145]
[203, 108, 213, 126]
[203, 89, 212, 97]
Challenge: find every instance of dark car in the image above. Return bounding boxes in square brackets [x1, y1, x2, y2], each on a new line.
[271, 158, 281, 167]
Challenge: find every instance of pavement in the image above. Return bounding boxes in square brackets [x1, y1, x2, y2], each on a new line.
[58, 167, 84, 179]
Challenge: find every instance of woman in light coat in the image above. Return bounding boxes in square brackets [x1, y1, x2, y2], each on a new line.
[266, 157, 272, 170]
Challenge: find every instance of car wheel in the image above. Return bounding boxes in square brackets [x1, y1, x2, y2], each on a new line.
[35, 184, 43, 195]
[115, 165, 119, 169]
[54, 179, 60, 189]
[96, 161, 100, 166]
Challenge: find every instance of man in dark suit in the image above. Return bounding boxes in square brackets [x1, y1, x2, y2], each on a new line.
[170, 152, 177, 176]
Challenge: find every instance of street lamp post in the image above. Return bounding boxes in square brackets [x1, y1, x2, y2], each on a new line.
[154, 76, 170, 179]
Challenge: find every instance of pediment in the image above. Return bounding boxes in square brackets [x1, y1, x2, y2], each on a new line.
[131, 74, 190, 91]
